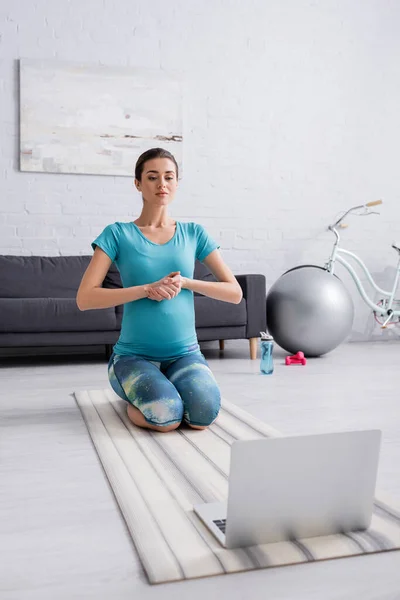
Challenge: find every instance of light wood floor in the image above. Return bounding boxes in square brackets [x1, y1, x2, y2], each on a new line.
[1, 340, 400, 600]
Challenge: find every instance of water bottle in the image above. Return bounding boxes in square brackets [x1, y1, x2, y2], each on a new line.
[260, 332, 274, 375]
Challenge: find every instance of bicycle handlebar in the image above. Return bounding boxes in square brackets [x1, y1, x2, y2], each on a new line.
[329, 200, 383, 229]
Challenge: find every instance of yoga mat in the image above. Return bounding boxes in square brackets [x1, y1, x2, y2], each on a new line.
[74, 389, 400, 584]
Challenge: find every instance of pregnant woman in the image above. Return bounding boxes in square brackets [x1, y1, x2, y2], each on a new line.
[77, 147, 242, 433]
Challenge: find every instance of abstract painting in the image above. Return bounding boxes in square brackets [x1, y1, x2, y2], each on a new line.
[19, 59, 183, 176]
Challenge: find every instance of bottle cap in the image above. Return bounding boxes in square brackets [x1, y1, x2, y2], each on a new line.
[260, 331, 273, 341]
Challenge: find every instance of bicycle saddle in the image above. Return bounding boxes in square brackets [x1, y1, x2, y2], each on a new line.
[392, 242, 400, 254]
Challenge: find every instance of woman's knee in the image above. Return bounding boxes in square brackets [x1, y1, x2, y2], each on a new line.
[184, 394, 221, 427]
[165, 354, 222, 427]
[139, 397, 184, 428]
[110, 355, 184, 426]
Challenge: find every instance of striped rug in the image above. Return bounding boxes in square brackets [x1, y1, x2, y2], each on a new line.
[74, 388, 400, 584]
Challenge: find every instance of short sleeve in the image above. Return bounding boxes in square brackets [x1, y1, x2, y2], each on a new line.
[194, 223, 220, 262]
[91, 223, 120, 262]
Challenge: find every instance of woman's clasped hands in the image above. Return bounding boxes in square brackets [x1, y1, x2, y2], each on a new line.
[145, 271, 185, 302]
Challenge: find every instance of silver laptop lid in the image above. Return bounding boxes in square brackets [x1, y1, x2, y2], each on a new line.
[225, 430, 381, 548]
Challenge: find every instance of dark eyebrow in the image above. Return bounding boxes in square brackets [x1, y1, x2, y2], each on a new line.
[145, 170, 175, 174]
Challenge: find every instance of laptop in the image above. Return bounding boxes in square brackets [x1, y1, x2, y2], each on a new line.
[193, 430, 381, 548]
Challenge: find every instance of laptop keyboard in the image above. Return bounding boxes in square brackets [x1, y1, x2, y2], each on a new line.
[213, 519, 227, 533]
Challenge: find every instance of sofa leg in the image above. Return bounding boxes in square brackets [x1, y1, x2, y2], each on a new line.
[219, 340, 225, 352]
[105, 344, 113, 361]
[249, 337, 258, 360]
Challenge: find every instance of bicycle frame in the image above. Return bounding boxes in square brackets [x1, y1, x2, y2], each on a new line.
[325, 225, 400, 318]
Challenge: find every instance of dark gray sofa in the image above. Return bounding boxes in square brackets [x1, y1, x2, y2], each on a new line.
[0, 255, 266, 360]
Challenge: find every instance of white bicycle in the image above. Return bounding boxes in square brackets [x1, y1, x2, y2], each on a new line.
[324, 200, 400, 328]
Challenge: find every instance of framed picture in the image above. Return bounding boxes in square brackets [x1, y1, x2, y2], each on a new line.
[20, 59, 183, 176]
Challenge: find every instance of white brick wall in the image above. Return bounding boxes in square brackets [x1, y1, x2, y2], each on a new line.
[1, 0, 400, 341]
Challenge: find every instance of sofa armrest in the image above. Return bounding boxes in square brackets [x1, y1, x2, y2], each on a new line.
[235, 274, 266, 338]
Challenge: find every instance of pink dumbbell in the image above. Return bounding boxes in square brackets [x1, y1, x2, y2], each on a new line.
[285, 351, 307, 366]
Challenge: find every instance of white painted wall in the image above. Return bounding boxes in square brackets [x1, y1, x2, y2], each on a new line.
[1, 0, 399, 340]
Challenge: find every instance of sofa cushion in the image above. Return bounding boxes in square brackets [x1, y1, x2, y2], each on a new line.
[194, 297, 247, 328]
[193, 260, 219, 298]
[0, 255, 92, 298]
[0, 298, 116, 333]
[103, 262, 122, 289]
[194, 260, 217, 281]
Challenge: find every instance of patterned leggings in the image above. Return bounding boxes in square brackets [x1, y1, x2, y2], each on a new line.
[108, 350, 221, 427]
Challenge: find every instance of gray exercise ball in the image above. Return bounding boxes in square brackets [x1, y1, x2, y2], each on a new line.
[266, 266, 354, 357]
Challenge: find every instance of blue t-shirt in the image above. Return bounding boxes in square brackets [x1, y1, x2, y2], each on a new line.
[91, 221, 220, 361]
